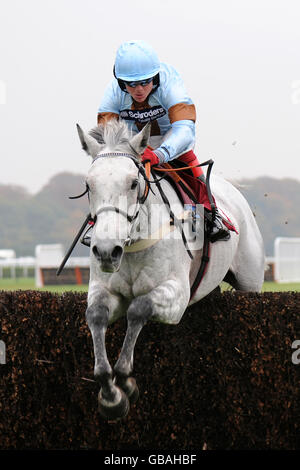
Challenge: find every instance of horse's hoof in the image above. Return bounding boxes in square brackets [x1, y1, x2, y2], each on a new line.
[115, 376, 140, 404]
[124, 377, 140, 404]
[98, 387, 130, 420]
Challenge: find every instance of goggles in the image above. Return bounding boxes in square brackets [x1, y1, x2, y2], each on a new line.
[124, 77, 153, 88]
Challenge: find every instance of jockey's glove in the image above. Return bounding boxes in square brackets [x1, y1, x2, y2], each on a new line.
[141, 148, 160, 167]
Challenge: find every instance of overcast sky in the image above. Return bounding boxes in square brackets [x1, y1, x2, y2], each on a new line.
[1, 0, 300, 193]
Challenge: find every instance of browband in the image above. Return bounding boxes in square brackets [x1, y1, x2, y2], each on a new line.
[93, 152, 140, 164]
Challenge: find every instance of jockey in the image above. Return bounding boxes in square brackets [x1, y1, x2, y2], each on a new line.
[82, 40, 230, 246]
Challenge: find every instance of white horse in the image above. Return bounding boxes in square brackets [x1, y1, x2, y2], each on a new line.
[76, 119, 265, 419]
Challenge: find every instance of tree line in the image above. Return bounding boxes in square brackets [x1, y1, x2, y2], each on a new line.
[0, 172, 299, 257]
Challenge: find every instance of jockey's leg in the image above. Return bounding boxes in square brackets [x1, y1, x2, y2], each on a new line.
[178, 150, 205, 181]
[178, 150, 230, 243]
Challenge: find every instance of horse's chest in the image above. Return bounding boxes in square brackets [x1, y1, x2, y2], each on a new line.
[109, 274, 134, 299]
[108, 264, 160, 299]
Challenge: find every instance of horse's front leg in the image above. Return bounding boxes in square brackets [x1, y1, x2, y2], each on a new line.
[113, 295, 153, 403]
[114, 280, 189, 402]
[86, 290, 129, 419]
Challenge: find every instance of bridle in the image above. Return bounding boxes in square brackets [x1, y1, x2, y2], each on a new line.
[57, 151, 214, 276]
[70, 152, 214, 253]
[85, 152, 204, 258]
[57, 151, 216, 298]
[92, 151, 152, 207]
[71, 152, 153, 247]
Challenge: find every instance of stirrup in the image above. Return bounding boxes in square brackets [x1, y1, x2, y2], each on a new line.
[209, 213, 231, 243]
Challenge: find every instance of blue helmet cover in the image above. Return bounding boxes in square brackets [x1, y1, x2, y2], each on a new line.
[114, 40, 161, 81]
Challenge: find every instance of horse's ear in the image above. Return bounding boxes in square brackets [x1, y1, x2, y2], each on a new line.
[76, 124, 102, 159]
[129, 122, 151, 156]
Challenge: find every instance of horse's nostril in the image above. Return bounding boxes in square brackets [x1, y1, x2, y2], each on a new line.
[111, 246, 123, 261]
[92, 244, 123, 264]
[92, 245, 101, 260]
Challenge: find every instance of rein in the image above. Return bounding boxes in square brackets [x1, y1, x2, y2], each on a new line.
[154, 162, 208, 172]
[57, 152, 213, 277]
[92, 152, 152, 204]
[57, 153, 152, 275]
[153, 158, 216, 218]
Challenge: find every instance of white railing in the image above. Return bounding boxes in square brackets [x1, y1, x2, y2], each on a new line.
[274, 237, 300, 283]
[0, 256, 90, 279]
[64, 257, 90, 267]
[0, 257, 36, 278]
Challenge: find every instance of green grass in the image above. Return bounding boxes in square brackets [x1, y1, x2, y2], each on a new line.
[261, 282, 300, 292]
[1, 277, 300, 293]
[0, 277, 88, 293]
[222, 281, 300, 292]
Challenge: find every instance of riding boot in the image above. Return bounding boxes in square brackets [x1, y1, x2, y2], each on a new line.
[178, 150, 205, 179]
[178, 152, 230, 242]
[206, 208, 231, 243]
[195, 175, 230, 242]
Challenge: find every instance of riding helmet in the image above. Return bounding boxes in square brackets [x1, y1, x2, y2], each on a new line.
[114, 40, 161, 82]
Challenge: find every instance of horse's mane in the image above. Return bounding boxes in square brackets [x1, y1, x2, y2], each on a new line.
[89, 119, 134, 152]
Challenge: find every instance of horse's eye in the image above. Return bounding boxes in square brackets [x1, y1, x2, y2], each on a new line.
[131, 179, 139, 190]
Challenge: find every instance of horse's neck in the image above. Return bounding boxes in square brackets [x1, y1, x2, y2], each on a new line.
[148, 175, 182, 206]
[142, 177, 182, 230]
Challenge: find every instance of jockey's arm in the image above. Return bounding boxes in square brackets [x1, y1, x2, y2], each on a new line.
[153, 118, 195, 164]
[153, 65, 197, 163]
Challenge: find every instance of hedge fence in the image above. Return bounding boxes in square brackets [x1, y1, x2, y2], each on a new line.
[0, 289, 299, 450]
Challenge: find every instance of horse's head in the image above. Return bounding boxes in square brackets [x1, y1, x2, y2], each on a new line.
[77, 120, 151, 272]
